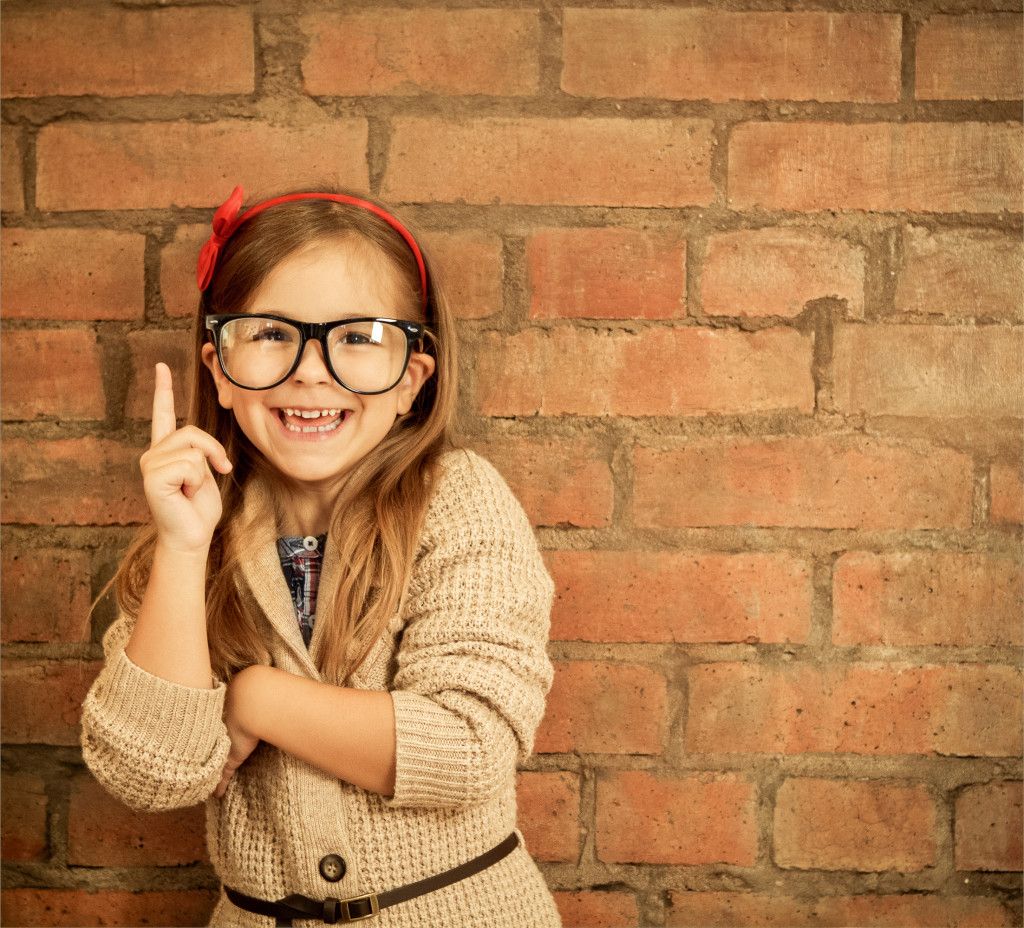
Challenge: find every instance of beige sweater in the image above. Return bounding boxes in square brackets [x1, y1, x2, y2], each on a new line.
[81, 450, 561, 928]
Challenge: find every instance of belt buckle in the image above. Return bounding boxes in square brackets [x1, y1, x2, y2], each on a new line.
[335, 893, 379, 923]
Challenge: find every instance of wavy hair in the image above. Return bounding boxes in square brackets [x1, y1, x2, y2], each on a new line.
[115, 188, 459, 684]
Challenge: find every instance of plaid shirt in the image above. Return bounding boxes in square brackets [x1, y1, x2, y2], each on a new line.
[276, 534, 327, 648]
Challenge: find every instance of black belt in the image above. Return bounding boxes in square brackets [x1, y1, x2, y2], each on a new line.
[226, 832, 519, 925]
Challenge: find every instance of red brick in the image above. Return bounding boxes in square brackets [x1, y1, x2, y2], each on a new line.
[1, 772, 47, 860]
[1, 548, 92, 644]
[383, 117, 715, 207]
[775, 778, 935, 872]
[634, 438, 973, 530]
[301, 10, 538, 96]
[666, 891, 1012, 927]
[1, 228, 144, 320]
[563, 10, 900, 103]
[126, 330, 193, 420]
[833, 324, 1023, 418]
[895, 226, 1024, 321]
[422, 230, 504, 320]
[597, 770, 757, 865]
[555, 891, 639, 928]
[729, 122, 1022, 213]
[1, 438, 147, 526]
[516, 771, 579, 862]
[36, 121, 369, 211]
[0, 659, 101, 745]
[476, 327, 813, 417]
[1, 9, 253, 98]
[477, 437, 613, 528]
[702, 228, 865, 318]
[0, 889, 218, 928]
[68, 775, 208, 866]
[956, 781, 1024, 872]
[535, 663, 666, 755]
[527, 227, 686, 319]
[160, 224, 207, 318]
[547, 550, 812, 644]
[1, 125, 23, 212]
[0, 330, 105, 420]
[686, 662, 1023, 757]
[917, 15, 1024, 101]
[833, 552, 1023, 647]
[991, 461, 1023, 525]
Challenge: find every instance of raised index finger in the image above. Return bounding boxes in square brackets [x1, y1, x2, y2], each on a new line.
[150, 362, 178, 446]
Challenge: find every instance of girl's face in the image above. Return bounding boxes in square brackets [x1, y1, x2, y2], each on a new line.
[201, 240, 435, 494]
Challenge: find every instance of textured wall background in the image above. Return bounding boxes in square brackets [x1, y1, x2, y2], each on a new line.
[1, 1, 1022, 926]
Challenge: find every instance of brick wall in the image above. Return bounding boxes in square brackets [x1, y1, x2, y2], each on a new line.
[1, 2, 1021, 927]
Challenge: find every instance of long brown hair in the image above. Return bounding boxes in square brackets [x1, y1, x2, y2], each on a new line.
[115, 188, 459, 684]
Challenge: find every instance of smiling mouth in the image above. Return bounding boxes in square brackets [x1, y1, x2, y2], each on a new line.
[278, 408, 347, 433]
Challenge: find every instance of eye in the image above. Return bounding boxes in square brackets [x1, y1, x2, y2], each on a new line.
[252, 324, 295, 343]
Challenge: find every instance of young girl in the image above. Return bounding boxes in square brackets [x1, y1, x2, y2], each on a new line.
[81, 186, 562, 928]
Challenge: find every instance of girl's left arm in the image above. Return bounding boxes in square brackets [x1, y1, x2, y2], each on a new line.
[218, 667, 396, 797]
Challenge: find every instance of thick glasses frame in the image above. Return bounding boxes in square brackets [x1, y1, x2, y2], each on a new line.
[205, 313, 426, 394]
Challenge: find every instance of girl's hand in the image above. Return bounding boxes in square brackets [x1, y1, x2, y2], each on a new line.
[140, 363, 232, 554]
[216, 667, 263, 798]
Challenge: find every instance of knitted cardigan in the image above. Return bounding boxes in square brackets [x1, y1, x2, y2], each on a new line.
[81, 450, 561, 928]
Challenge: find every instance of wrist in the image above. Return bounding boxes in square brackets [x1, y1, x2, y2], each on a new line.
[229, 665, 276, 740]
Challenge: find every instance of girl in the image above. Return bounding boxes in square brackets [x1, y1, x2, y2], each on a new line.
[81, 186, 562, 928]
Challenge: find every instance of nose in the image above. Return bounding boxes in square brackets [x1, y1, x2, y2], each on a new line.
[291, 338, 333, 385]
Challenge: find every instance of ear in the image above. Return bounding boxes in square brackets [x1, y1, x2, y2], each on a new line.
[395, 350, 436, 416]
[201, 342, 235, 410]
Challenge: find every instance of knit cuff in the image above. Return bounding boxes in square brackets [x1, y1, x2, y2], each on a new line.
[85, 647, 227, 760]
[389, 690, 474, 807]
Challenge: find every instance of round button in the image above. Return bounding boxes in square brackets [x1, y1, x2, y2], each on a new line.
[302, 536, 319, 552]
[319, 854, 346, 882]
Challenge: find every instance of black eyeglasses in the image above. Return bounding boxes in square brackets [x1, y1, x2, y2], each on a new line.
[205, 314, 426, 394]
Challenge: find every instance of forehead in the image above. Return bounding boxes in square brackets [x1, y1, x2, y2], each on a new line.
[246, 238, 410, 317]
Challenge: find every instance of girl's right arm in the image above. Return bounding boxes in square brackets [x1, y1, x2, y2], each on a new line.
[124, 363, 233, 689]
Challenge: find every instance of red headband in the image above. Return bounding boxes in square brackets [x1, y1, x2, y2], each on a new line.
[196, 186, 429, 310]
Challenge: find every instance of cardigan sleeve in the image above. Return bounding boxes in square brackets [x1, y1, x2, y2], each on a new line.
[388, 450, 554, 809]
[80, 613, 232, 812]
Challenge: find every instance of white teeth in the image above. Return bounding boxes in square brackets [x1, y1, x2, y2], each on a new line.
[283, 407, 341, 419]
[280, 408, 345, 433]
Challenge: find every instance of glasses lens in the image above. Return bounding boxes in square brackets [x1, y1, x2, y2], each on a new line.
[219, 316, 301, 388]
[327, 320, 410, 393]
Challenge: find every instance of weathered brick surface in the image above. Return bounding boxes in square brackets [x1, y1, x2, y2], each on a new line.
[547, 550, 812, 643]
[36, 121, 369, 211]
[916, 15, 1024, 101]
[1, 548, 92, 644]
[0, 889, 218, 928]
[1, 772, 47, 860]
[1, 228, 144, 320]
[833, 324, 1024, 419]
[383, 118, 715, 206]
[702, 228, 865, 318]
[634, 438, 973, 530]
[686, 663, 1023, 757]
[729, 122, 1023, 213]
[0, 660, 102, 746]
[159, 224, 207, 319]
[527, 227, 686, 319]
[666, 891, 1013, 927]
[563, 10, 901, 103]
[422, 230, 504, 320]
[516, 771, 579, 862]
[555, 891, 640, 928]
[126, 329, 194, 421]
[833, 552, 1023, 647]
[895, 226, 1024, 320]
[956, 781, 1024, 872]
[596, 770, 757, 865]
[1, 125, 24, 212]
[1, 8, 254, 98]
[991, 461, 1023, 525]
[68, 775, 208, 867]
[476, 326, 814, 417]
[536, 662, 667, 754]
[1, 438, 147, 526]
[301, 10, 539, 97]
[775, 779, 936, 872]
[1, 329, 106, 420]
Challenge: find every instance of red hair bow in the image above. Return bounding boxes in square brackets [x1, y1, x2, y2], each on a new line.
[196, 185, 245, 290]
